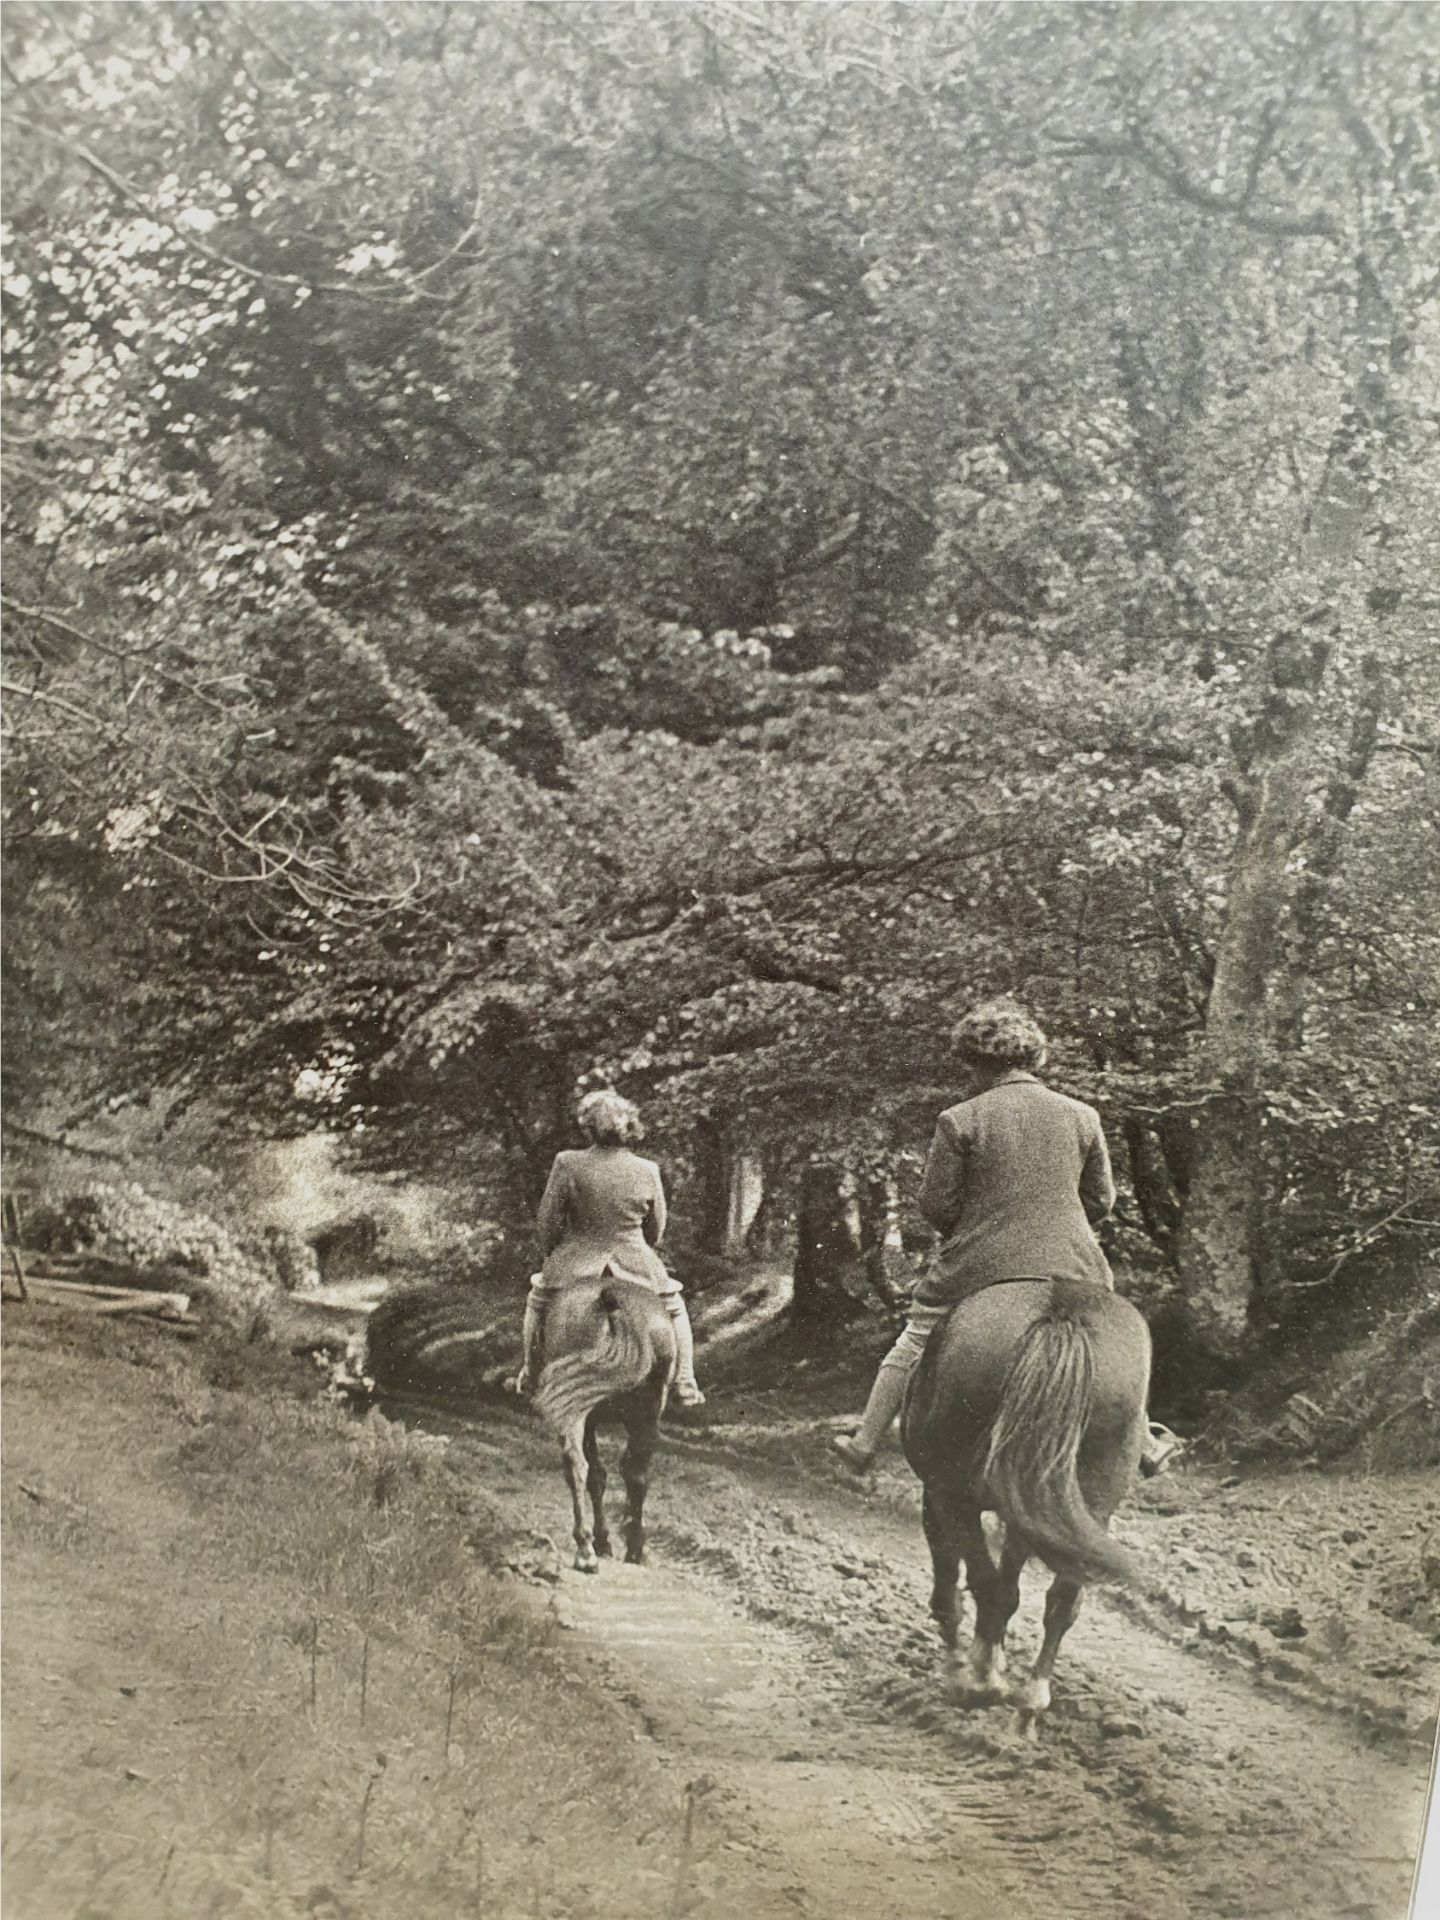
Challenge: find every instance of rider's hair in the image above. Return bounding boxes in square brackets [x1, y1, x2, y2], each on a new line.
[576, 1088, 643, 1145]
[953, 999, 1048, 1072]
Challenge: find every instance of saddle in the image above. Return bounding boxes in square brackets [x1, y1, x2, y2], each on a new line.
[943, 1272, 1102, 1313]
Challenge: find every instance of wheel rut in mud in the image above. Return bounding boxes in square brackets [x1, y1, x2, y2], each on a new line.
[413, 1397, 1433, 1920]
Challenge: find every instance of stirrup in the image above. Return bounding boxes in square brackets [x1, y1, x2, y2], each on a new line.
[1140, 1421, 1184, 1477]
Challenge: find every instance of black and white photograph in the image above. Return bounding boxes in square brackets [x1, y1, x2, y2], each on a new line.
[2, 4, 1437, 1916]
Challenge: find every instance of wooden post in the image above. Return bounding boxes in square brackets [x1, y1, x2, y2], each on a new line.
[3, 1194, 30, 1301]
[668, 1780, 700, 1920]
[443, 1658, 459, 1765]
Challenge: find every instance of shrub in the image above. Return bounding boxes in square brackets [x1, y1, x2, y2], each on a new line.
[248, 1224, 322, 1292]
[26, 1181, 278, 1322]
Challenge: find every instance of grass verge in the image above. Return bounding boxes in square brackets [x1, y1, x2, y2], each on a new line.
[2, 1307, 703, 1920]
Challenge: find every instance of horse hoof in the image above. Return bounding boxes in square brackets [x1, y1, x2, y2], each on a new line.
[574, 1551, 599, 1574]
[1010, 1676, 1051, 1716]
[966, 1648, 1006, 1689]
[595, 1537, 614, 1559]
[946, 1651, 1003, 1708]
[948, 1677, 1006, 1710]
[624, 1547, 646, 1567]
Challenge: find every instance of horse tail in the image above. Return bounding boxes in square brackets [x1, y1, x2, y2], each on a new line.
[534, 1286, 668, 1433]
[979, 1289, 1138, 1586]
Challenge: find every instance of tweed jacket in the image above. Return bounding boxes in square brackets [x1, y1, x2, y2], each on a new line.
[912, 1071, 1115, 1307]
[535, 1145, 675, 1292]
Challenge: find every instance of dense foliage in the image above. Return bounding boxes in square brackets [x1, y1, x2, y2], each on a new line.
[4, 2, 1437, 1358]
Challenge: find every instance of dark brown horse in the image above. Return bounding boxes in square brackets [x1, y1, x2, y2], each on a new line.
[533, 1279, 677, 1572]
[902, 1279, 1150, 1733]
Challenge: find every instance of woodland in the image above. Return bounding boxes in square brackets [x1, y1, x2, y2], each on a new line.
[3, 1, 1438, 1378]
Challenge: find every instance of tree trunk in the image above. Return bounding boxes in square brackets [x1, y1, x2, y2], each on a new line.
[723, 1149, 765, 1257]
[744, 1172, 779, 1257]
[1123, 1117, 1182, 1258]
[693, 1118, 730, 1254]
[1174, 1092, 1267, 1359]
[694, 1123, 765, 1258]
[858, 1168, 910, 1309]
[1271, 653, 1384, 1050]
[791, 1159, 866, 1321]
[1176, 630, 1330, 1358]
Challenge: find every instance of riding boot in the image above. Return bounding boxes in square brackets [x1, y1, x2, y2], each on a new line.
[832, 1361, 910, 1473]
[515, 1284, 547, 1396]
[664, 1295, 705, 1407]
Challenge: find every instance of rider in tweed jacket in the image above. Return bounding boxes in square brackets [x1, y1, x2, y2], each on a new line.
[833, 1001, 1177, 1477]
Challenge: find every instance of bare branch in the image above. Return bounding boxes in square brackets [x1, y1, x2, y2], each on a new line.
[8, 114, 448, 307]
[222, 1, 302, 81]
[0, 675, 115, 732]
[1056, 121, 1339, 240]
[839, 464, 1035, 616]
[1287, 1190, 1440, 1289]
[406, 170, 488, 285]
[1, 595, 234, 713]
[0, 1119, 126, 1161]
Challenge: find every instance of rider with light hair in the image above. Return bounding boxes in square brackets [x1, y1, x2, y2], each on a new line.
[516, 1088, 706, 1407]
[833, 1000, 1178, 1476]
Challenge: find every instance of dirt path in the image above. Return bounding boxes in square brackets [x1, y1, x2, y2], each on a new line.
[415, 1394, 1435, 1920]
[5, 1290, 1430, 1920]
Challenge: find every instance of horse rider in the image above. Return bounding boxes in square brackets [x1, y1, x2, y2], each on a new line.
[515, 1088, 706, 1408]
[832, 999, 1180, 1477]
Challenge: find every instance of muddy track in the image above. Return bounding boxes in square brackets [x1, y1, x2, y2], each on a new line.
[398, 1394, 1433, 1920]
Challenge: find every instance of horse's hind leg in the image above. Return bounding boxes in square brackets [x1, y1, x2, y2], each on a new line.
[1012, 1576, 1082, 1734]
[619, 1407, 660, 1565]
[956, 1508, 1023, 1697]
[921, 1482, 965, 1650]
[583, 1416, 612, 1559]
[560, 1420, 599, 1573]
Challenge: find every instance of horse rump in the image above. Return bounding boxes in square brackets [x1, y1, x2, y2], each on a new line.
[533, 1281, 674, 1433]
[979, 1287, 1139, 1587]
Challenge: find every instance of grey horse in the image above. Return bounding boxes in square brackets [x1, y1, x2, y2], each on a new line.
[533, 1278, 677, 1572]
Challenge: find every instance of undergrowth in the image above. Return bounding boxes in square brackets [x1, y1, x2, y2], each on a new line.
[18, 1179, 287, 1323]
[2, 1316, 707, 1920]
[1202, 1292, 1440, 1468]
